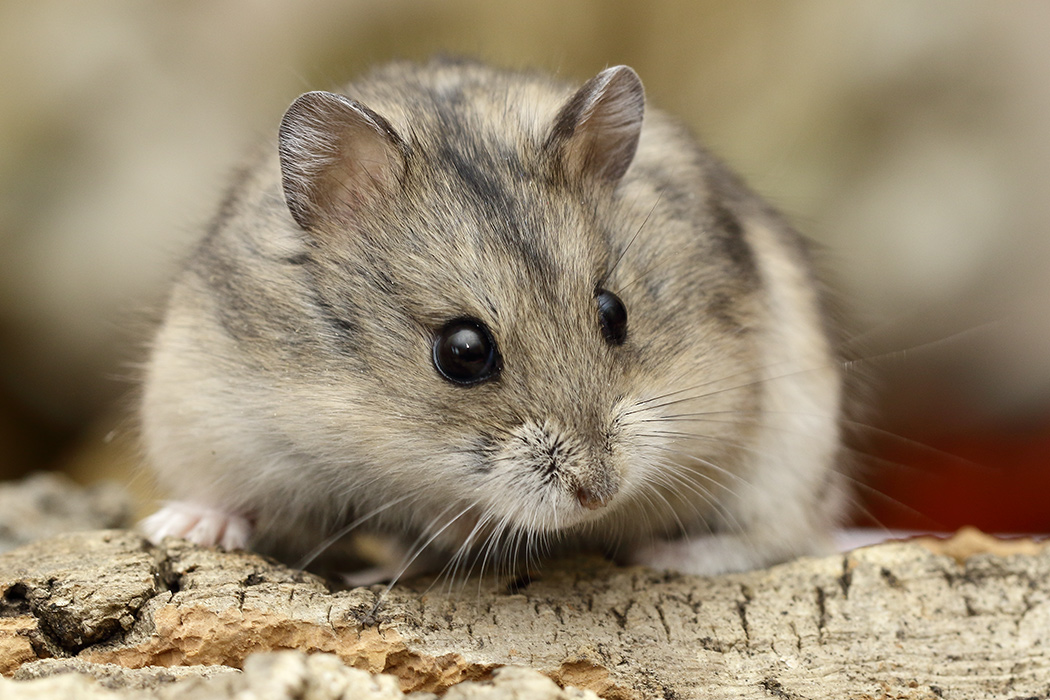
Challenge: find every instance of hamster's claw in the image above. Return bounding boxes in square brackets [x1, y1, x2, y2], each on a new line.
[140, 501, 252, 551]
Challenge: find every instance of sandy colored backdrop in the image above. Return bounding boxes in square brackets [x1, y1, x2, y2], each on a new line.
[1, 1, 1048, 528]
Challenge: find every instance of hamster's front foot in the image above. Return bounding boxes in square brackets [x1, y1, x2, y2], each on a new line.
[140, 501, 252, 550]
[628, 534, 786, 577]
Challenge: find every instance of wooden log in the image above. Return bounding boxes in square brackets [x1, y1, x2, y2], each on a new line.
[1, 524, 1048, 699]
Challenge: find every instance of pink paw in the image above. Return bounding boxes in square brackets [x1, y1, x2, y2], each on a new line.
[140, 502, 252, 550]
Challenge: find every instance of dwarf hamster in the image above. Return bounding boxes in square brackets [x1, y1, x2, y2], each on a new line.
[140, 58, 845, 578]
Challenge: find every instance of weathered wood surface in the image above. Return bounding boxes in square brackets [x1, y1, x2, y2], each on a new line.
[0, 474, 1048, 699]
[0, 473, 129, 555]
[0, 527, 1048, 699]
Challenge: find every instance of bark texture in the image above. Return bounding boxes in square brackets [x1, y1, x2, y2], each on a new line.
[0, 474, 1047, 699]
[0, 473, 130, 554]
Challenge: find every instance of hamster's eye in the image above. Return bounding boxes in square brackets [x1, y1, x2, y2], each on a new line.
[433, 319, 501, 385]
[596, 289, 627, 345]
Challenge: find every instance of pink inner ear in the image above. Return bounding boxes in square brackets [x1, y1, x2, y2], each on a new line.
[329, 127, 402, 203]
[278, 91, 405, 231]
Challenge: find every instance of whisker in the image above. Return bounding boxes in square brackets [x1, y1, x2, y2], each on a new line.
[477, 512, 514, 583]
[840, 319, 1001, 359]
[648, 456, 747, 536]
[837, 473, 944, 531]
[370, 502, 476, 615]
[627, 367, 770, 414]
[639, 410, 957, 536]
[629, 321, 996, 419]
[600, 194, 662, 288]
[614, 258, 672, 296]
[642, 409, 990, 475]
[435, 508, 498, 594]
[295, 492, 415, 571]
[636, 470, 694, 540]
[644, 443, 753, 496]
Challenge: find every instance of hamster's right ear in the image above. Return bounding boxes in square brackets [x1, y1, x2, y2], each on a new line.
[278, 91, 407, 231]
[547, 65, 644, 184]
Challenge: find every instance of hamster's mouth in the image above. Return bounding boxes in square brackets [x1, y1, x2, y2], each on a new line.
[530, 490, 626, 534]
[437, 492, 619, 548]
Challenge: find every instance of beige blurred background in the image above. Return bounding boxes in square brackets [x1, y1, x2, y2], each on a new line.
[1, 1, 1048, 530]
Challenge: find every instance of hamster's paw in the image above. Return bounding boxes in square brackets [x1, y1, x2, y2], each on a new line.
[140, 501, 252, 550]
[627, 534, 774, 576]
[338, 543, 442, 588]
[340, 566, 395, 588]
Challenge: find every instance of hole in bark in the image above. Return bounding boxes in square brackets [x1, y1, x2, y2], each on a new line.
[505, 572, 533, 594]
[4, 582, 27, 602]
[2, 582, 30, 616]
[162, 570, 182, 594]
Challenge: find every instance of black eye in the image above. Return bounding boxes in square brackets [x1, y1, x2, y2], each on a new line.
[596, 289, 627, 345]
[433, 319, 501, 385]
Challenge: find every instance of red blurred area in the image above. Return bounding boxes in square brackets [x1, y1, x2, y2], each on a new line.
[856, 420, 1050, 533]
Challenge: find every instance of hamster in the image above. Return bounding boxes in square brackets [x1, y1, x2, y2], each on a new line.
[139, 58, 845, 579]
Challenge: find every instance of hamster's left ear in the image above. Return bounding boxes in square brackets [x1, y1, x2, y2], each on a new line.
[547, 65, 645, 184]
[278, 91, 407, 231]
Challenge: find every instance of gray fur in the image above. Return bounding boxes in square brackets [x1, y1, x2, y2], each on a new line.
[140, 59, 845, 577]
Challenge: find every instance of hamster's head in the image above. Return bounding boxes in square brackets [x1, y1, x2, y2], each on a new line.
[268, 64, 763, 554]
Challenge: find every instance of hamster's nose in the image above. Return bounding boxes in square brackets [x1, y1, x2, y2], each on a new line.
[576, 484, 615, 510]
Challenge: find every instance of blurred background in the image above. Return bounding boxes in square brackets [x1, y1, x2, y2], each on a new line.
[1, 0, 1048, 533]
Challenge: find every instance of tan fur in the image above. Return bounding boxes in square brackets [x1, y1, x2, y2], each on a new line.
[140, 58, 845, 577]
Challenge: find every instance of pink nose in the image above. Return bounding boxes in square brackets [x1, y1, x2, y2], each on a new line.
[576, 486, 611, 510]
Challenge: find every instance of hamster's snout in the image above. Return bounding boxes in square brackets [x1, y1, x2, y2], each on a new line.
[570, 453, 620, 511]
[493, 418, 623, 526]
[576, 484, 614, 510]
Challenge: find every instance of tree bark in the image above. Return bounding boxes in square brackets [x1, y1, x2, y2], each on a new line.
[0, 475, 1048, 699]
